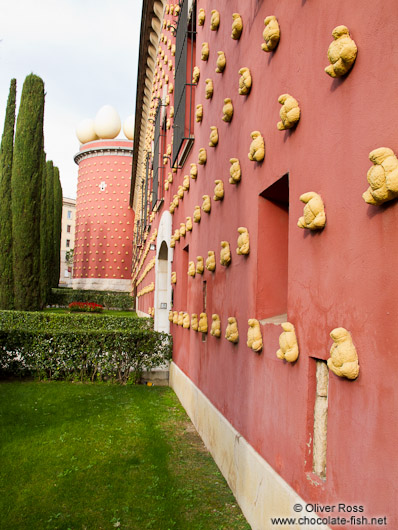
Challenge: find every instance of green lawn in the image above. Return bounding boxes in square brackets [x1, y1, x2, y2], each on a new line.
[0, 382, 250, 530]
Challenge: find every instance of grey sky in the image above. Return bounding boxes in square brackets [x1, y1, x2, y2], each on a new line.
[0, 0, 143, 199]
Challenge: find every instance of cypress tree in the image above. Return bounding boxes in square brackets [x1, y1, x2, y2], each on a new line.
[39, 150, 50, 307]
[45, 161, 56, 289]
[0, 79, 17, 309]
[53, 166, 63, 287]
[11, 74, 45, 310]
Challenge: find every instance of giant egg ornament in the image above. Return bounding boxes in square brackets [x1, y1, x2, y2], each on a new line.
[76, 118, 98, 144]
[94, 105, 121, 139]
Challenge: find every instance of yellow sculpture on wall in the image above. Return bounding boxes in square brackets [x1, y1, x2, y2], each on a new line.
[210, 314, 221, 338]
[201, 42, 209, 61]
[183, 313, 190, 329]
[209, 126, 219, 147]
[169, 310, 174, 322]
[170, 235, 175, 247]
[261, 16, 280, 52]
[297, 192, 326, 230]
[210, 10, 220, 31]
[196, 104, 203, 123]
[168, 172, 173, 183]
[325, 26, 357, 78]
[231, 13, 243, 40]
[206, 251, 216, 272]
[192, 66, 200, 84]
[196, 256, 204, 275]
[198, 313, 208, 333]
[183, 174, 190, 191]
[173, 195, 179, 208]
[180, 223, 186, 237]
[173, 311, 178, 324]
[220, 241, 231, 266]
[191, 313, 199, 331]
[247, 319, 263, 353]
[198, 148, 207, 165]
[165, 180, 170, 192]
[328, 328, 359, 380]
[229, 158, 241, 183]
[188, 261, 196, 277]
[276, 322, 299, 363]
[216, 51, 226, 73]
[178, 311, 184, 326]
[193, 205, 201, 223]
[362, 148, 398, 205]
[238, 67, 252, 95]
[205, 78, 214, 99]
[202, 195, 211, 213]
[225, 317, 239, 343]
[222, 98, 233, 123]
[171, 271, 177, 284]
[177, 185, 184, 199]
[236, 227, 250, 255]
[186, 216, 193, 231]
[190, 163, 198, 179]
[173, 228, 180, 241]
[248, 131, 265, 162]
[277, 94, 301, 130]
[214, 180, 224, 201]
[198, 8, 205, 26]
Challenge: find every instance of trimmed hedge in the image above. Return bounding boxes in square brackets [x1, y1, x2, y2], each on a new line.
[48, 288, 134, 310]
[0, 311, 172, 383]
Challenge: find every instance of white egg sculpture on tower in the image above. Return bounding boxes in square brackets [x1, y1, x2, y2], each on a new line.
[76, 118, 98, 144]
[94, 105, 121, 139]
[123, 115, 134, 140]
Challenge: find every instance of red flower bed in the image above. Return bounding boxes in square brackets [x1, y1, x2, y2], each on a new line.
[68, 302, 104, 313]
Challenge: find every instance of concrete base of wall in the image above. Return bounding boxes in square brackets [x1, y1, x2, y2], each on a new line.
[169, 362, 330, 530]
[141, 370, 169, 386]
[72, 278, 131, 292]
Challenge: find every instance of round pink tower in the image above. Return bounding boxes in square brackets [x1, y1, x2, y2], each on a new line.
[73, 139, 134, 291]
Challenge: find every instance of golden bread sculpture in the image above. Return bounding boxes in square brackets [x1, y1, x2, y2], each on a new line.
[210, 314, 221, 337]
[261, 16, 280, 52]
[277, 94, 300, 130]
[236, 227, 250, 255]
[297, 192, 326, 230]
[225, 317, 239, 343]
[276, 322, 299, 363]
[247, 319, 263, 352]
[198, 313, 208, 333]
[231, 13, 243, 40]
[238, 67, 252, 95]
[325, 25, 357, 78]
[206, 251, 216, 271]
[248, 131, 265, 162]
[229, 158, 241, 183]
[220, 241, 231, 266]
[222, 98, 234, 122]
[328, 328, 359, 379]
[362, 148, 398, 205]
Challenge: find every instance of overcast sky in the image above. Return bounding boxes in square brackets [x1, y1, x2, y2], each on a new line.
[0, 0, 142, 199]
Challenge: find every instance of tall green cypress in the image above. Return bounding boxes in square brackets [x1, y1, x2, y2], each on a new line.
[45, 160, 56, 290]
[0, 79, 17, 310]
[11, 74, 45, 310]
[39, 150, 49, 307]
[53, 166, 63, 287]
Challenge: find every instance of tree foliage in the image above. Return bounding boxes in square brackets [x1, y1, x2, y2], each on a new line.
[0, 79, 17, 309]
[53, 165, 62, 288]
[11, 74, 45, 310]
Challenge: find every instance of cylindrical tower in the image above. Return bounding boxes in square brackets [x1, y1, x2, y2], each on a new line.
[73, 139, 134, 291]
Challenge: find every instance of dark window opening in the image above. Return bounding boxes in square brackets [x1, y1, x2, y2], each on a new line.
[256, 174, 289, 319]
[172, 0, 196, 168]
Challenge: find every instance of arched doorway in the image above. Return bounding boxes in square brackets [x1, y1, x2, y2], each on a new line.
[154, 240, 170, 333]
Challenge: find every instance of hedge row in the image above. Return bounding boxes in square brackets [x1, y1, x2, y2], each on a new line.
[48, 288, 134, 310]
[0, 311, 172, 383]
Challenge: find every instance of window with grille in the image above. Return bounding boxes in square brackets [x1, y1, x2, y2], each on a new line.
[172, 0, 196, 168]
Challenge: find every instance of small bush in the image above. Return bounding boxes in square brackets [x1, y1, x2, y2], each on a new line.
[69, 302, 104, 313]
[48, 289, 134, 310]
[0, 310, 171, 383]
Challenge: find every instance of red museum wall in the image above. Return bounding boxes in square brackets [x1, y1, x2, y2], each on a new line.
[74, 140, 134, 283]
[135, 1, 398, 526]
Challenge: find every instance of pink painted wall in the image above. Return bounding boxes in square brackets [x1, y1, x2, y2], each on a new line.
[74, 140, 134, 283]
[135, 1, 398, 526]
